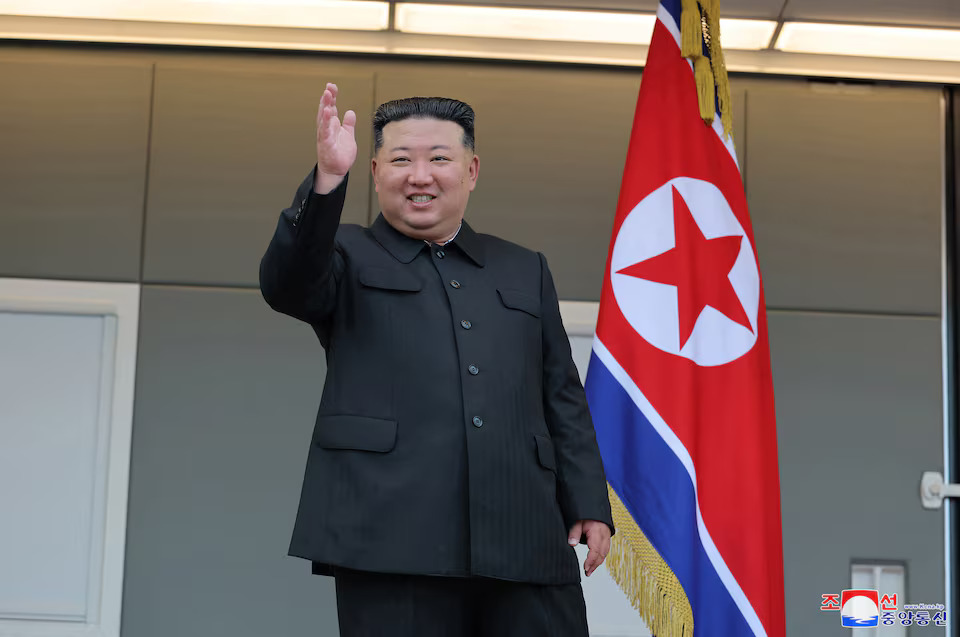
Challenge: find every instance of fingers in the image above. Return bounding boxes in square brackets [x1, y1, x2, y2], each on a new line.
[317, 83, 340, 137]
[570, 520, 611, 576]
[321, 83, 338, 106]
[314, 82, 357, 177]
[583, 521, 612, 577]
[342, 109, 357, 134]
[567, 521, 583, 547]
[584, 548, 604, 577]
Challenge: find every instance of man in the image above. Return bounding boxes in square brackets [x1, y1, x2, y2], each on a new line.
[260, 83, 613, 637]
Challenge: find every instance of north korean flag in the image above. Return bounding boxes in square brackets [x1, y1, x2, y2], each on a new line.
[584, 1, 786, 636]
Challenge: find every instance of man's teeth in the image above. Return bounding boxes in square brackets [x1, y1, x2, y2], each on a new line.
[410, 195, 435, 203]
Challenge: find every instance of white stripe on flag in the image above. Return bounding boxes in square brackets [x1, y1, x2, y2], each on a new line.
[656, 3, 682, 46]
[592, 336, 768, 637]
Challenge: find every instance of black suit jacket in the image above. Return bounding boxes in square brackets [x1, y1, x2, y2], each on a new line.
[260, 171, 613, 585]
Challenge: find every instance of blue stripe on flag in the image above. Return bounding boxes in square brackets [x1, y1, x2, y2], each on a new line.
[659, 0, 682, 32]
[585, 352, 756, 636]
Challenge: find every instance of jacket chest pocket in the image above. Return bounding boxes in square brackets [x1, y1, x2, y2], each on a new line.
[497, 288, 540, 318]
[495, 287, 542, 364]
[359, 267, 423, 293]
[353, 267, 425, 358]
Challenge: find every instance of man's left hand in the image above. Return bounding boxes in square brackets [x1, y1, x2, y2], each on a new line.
[568, 519, 612, 577]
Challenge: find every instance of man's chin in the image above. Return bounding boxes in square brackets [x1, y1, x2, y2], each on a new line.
[383, 209, 455, 240]
[400, 212, 443, 231]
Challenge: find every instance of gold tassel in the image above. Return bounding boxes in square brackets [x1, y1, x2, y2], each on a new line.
[680, 0, 702, 59]
[701, 0, 733, 139]
[693, 56, 716, 124]
[679, 0, 735, 139]
[605, 485, 695, 637]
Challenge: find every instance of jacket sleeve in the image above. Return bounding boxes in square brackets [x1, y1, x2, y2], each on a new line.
[259, 168, 348, 325]
[538, 252, 615, 535]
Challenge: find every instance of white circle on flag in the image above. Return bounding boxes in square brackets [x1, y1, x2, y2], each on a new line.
[611, 177, 760, 367]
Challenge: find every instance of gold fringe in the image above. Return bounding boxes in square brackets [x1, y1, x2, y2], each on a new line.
[606, 485, 694, 637]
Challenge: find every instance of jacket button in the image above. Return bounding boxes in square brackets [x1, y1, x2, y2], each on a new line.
[450, 280, 461, 289]
[436, 250, 445, 259]
[461, 320, 472, 329]
[468, 364, 479, 375]
[472, 417, 483, 428]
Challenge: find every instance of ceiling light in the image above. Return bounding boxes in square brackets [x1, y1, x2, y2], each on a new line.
[777, 22, 960, 63]
[0, 0, 390, 31]
[395, 4, 655, 46]
[717, 19, 777, 51]
[395, 4, 775, 50]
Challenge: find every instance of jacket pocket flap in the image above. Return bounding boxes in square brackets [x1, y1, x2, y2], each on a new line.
[359, 267, 422, 292]
[498, 288, 541, 318]
[534, 434, 557, 472]
[314, 415, 398, 452]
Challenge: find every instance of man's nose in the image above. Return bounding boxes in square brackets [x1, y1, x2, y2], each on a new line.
[408, 161, 434, 185]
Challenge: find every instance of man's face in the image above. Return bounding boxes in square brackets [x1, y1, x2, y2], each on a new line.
[372, 117, 479, 242]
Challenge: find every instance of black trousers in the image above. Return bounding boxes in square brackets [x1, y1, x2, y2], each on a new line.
[334, 569, 589, 637]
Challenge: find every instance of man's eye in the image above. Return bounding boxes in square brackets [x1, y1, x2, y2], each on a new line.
[432, 156, 450, 162]
[391, 157, 410, 163]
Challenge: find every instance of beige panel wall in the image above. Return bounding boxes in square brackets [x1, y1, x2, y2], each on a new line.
[142, 57, 375, 287]
[0, 41, 948, 637]
[0, 54, 152, 281]
[743, 78, 943, 315]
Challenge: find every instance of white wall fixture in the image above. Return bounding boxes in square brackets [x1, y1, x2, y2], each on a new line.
[0, 279, 140, 637]
[850, 562, 906, 637]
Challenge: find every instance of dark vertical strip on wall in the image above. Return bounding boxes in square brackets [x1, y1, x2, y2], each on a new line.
[947, 87, 959, 637]
[139, 63, 158, 284]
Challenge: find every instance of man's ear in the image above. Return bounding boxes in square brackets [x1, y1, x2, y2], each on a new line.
[371, 157, 380, 192]
[467, 154, 480, 192]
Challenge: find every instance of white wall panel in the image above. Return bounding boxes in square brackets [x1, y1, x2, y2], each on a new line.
[0, 279, 139, 637]
[0, 312, 106, 620]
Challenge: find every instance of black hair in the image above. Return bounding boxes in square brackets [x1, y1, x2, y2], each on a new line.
[373, 97, 476, 152]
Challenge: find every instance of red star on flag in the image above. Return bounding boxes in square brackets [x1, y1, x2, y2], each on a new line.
[617, 185, 753, 348]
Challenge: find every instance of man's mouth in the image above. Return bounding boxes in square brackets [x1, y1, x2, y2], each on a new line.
[408, 194, 436, 203]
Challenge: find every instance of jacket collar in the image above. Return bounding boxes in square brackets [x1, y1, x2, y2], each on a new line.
[371, 214, 486, 267]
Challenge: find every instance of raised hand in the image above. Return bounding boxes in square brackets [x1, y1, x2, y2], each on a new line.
[314, 82, 358, 194]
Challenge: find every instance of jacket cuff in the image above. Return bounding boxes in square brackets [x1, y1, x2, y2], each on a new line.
[294, 168, 348, 249]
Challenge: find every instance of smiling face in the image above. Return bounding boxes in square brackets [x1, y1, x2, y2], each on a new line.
[371, 117, 479, 243]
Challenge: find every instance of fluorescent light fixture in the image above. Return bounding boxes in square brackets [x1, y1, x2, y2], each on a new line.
[778, 22, 960, 62]
[718, 19, 778, 51]
[396, 4, 656, 46]
[0, 0, 390, 31]
[395, 4, 775, 50]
